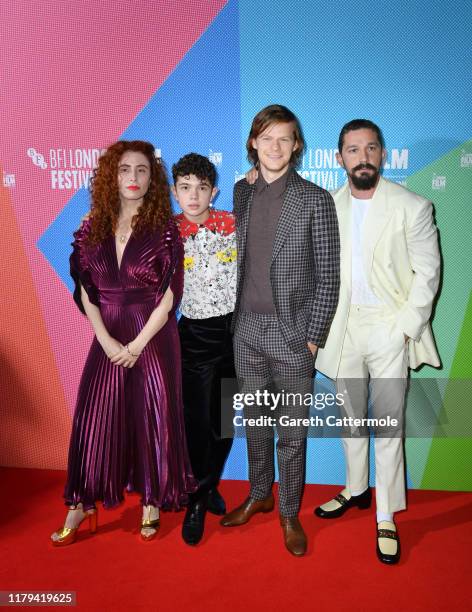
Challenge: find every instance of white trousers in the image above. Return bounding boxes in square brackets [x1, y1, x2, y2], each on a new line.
[337, 305, 409, 513]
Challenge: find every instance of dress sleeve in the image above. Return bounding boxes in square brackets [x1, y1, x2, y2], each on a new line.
[69, 218, 100, 314]
[154, 218, 184, 316]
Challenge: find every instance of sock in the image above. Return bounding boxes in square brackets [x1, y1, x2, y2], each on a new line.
[376, 511, 394, 524]
[350, 487, 368, 497]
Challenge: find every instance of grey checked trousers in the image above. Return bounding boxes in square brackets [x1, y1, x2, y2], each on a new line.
[234, 312, 314, 517]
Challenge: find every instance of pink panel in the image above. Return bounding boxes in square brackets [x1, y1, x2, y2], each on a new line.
[0, 1, 226, 413]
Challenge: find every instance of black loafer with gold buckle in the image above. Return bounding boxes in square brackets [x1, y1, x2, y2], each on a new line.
[376, 522, 400, 564]
[314, 488, 372, 518]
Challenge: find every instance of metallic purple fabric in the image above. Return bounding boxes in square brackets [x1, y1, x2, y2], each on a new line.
[65, 218, 197, 510]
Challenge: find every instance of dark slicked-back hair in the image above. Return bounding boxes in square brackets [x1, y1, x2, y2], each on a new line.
[246, 104, 305, 167]
[338, 119, 385, 153]
[172, 153, 217, 187]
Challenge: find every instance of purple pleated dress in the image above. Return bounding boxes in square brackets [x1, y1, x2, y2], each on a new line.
[64, 217, 197, 510]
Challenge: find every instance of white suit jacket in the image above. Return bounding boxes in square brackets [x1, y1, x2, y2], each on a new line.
[315, 177, 441, 380]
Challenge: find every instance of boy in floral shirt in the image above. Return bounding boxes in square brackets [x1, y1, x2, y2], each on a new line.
[172, 153, 236, 546]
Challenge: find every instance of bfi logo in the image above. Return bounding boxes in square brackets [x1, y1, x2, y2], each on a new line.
[27, 148, 47, 169]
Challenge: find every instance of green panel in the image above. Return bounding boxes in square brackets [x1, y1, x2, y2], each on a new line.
[406, 438, 433, 488]
[407, 140, 472, 489]
[407, 139, 472, 379]
[421, 438, 472, 490]
[421, 291, 472, 489]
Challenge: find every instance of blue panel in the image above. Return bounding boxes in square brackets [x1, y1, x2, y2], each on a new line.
[239, 0, 472, 176]
[221, 438, 248, 480]
[120, 0, 241, 209]
[37, 187, 91, 292]
[37, 0, 240, 291]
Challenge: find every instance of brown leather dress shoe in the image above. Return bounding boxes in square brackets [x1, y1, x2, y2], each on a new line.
[220, 493, 274, 527]
[280, 516, 307, 556]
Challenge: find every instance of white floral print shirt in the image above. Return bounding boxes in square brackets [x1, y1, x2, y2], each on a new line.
[175, 209, 236, 319]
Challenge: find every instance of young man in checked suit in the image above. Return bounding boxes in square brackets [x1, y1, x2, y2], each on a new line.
[220, 105, 340, 556]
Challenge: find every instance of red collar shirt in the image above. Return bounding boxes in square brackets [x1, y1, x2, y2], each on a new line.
[175, 209, 236, 319]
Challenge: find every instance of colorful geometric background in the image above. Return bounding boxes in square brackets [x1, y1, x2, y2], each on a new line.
[1, 0, 471, 490]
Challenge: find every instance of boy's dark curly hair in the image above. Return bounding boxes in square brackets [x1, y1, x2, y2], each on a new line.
[172, 153, 217, 187]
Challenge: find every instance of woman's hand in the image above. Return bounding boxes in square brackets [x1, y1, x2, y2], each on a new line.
[109, 345, 138, 368]
[98, 335, 124, 360]
[109, 339, 144, 368]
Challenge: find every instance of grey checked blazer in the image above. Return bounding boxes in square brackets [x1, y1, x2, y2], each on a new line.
[232, 169, 340, 350]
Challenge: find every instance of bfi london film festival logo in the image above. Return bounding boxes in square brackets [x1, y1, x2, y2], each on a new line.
[299, 148, 342, 190]
[3, 172, 15, 187]
[232, 147, 409, 186]
[460, 150, 472, 168]
[299, 148, 410, 189]
[27, 147, 103, 190]
[209, 150, 223, 167]
[432, 174, 446, 190]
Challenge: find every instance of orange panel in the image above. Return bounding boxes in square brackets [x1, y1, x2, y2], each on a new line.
[0, 174, 71, 469]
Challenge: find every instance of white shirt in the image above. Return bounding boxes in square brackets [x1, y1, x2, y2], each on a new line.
[351, 196, 383, 305]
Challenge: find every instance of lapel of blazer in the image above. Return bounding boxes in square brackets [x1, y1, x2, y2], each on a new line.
[237, 181, 256, 272]
[271, 169, 305, 263]
[362, 176, 393, 279]
[333, 182, 352, 292]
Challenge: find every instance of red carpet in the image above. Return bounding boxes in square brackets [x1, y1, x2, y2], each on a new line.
[0, 467, 470, 611]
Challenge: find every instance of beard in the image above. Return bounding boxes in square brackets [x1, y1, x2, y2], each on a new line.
[349, 163, 380, 190]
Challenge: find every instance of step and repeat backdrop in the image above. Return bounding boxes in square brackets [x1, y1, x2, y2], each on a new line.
[1, 0, 471, 490]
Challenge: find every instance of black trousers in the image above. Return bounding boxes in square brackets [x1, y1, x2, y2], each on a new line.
[178, 313, 235, 501]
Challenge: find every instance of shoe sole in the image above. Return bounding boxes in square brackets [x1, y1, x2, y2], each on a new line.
[376, 544, 400, 564]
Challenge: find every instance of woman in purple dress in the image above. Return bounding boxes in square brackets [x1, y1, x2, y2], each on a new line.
[51, 140, 196, 545]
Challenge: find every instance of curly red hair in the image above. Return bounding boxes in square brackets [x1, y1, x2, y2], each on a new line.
[88, 140, 172, 244]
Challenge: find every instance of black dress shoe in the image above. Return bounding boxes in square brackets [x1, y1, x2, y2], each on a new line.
[314, 488, 372, 518]
[376, 522, 400, 564]
[182, 499, 207, 546]
[207, 488, 226, 516]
